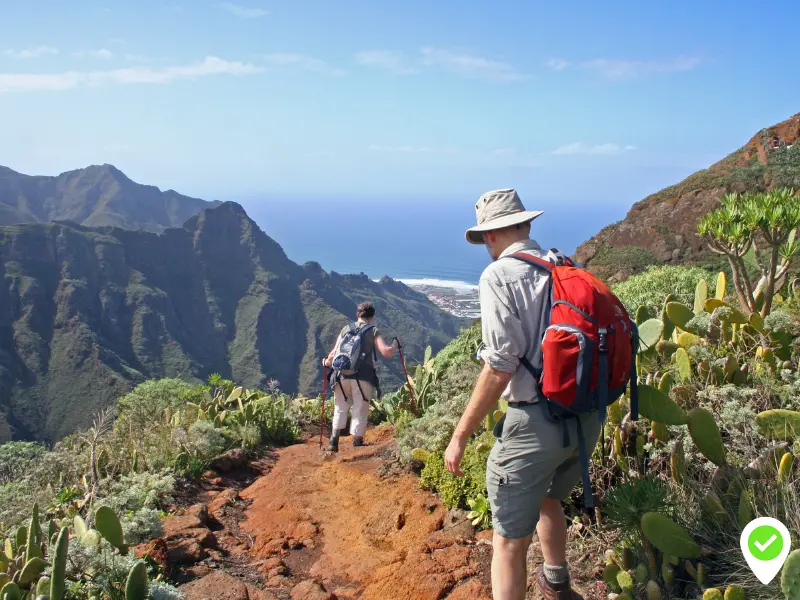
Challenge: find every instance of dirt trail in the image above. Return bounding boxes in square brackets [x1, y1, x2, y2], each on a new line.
[151, 426, 606, 599]
[239, 426, 494, 599]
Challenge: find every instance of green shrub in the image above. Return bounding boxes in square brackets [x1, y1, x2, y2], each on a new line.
[612, 264, 716, 315]
[186, 420, 227, 458]
[397, 392, 469, 463]
[591, 245, 659, 273]
[0, 441, 46, 484]
[419, 432, 493, 509]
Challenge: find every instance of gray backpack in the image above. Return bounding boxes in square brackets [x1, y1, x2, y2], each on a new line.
[331, 323, 375, 377]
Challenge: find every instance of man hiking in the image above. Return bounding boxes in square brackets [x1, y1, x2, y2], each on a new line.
[444, 188, 621, 600]
[322, 301, 398, 451]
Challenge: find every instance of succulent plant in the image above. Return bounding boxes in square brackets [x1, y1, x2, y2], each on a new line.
[94, 506, 127, 554]
[723, 584, 745, 600]
[125, 560, 149, 600]
[688, 407, 727, 466]
[703, 589, 723, 600]
[636, 384, 689, 425]
[778, 453, 795, 484]
[641, 512, 701, 559]
[756, 409, 800, 442]
[782, 549, 800, 600]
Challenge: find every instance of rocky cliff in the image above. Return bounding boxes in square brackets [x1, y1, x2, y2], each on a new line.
[0, 202, 467, 442]
[575, 113, 800, 281]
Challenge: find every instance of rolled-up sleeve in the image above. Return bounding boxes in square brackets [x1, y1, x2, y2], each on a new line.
[477, 273, 525, 373]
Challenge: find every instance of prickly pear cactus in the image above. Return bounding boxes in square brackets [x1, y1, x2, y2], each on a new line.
[694, 279, 709, 314]
[688, 407, 727, 466]
[50, 527, 69, 600]
[737, 490, 751, 531]
[645, 579, 661, 600]
[641, 512, 701, 559]
[778, 453, 794, 483]
[782, 549, 800, 600]
[675, 347, 692, 382]
[603, 564, 621, 593]
[637, 384, 689, 425]
[723, 584, 745, 600]
[666, 301, 695, 329]
[635, 563, 649, 584]
[616, 570, 635, 594]
[756, 409, 800, 442]
[0, 582, 21, 600]
[703, 589, 723, 600]
[95, 506, 127, 554]
[125, 560, 149, 600]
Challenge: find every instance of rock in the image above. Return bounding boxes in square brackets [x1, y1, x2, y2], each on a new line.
[210, 448, 250, 473]
[292, 521, 318, 539]
[246, 584, 280, 600]
[475, 529, 493, 542]
[169, 538, 209, 565]
[184, 503, 210, 525]
[291, 580, 336, 600]
[180, 571, 249, 599]
[446, 578, 492, 600]
[209, 488, 240, 519]
[441, 508, 475, 540]
[184, 564, 213, 579]
[133, 538, 170, 575]
[671, 248, 682, 261]
[267, 575, 291, 587]
[163, 514, 206, 535]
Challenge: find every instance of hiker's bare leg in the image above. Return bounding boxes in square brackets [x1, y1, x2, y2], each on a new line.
[538, 496, 568, 571]
[491, 531, 532, 600]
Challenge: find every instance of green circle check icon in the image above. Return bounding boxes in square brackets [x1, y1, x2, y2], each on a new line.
[748, 524, 784, 562]
[741, 517, 792, 585]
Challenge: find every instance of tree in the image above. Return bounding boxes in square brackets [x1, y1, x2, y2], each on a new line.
[698, 188, 800, 317]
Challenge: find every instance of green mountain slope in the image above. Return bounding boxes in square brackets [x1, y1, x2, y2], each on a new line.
[0, 202, 468, 443]
[575, 112, 800, 281]
[0, 163, 218, 232]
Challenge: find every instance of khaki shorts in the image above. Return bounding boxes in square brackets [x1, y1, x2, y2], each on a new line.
[486, 402, 602, 539]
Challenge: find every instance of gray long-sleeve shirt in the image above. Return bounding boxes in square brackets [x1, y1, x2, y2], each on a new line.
[476, 239, 551, 404]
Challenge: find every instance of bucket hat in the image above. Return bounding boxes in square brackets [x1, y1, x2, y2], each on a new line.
[465, 188, 543, 244]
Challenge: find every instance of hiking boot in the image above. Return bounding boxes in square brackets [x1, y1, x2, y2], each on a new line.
[327, 436, 339, 452]
[339, 427, 350, 438]
[352, 436, 365, 447]
[535, 565, 583, 600]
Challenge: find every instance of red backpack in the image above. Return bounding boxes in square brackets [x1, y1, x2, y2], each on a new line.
[509, 251, 640, 508]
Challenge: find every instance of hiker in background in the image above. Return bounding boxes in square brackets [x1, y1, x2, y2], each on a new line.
[322, 301, 398, 451]
[444, 189, 604, 600]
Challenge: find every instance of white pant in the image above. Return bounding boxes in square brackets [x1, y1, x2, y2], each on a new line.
[332, 378, 372, 437]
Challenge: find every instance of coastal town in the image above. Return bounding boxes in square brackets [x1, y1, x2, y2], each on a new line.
[405, 281, 481, 319]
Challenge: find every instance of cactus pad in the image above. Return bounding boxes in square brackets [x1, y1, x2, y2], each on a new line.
[666, 301, 695, 329]
[703, 589, 723, 600]
[94, 506, 126, 553]
[782, 549, 800, 600]
[616, 570, 635, 593]
[636, 384, 689, 425]
[756, 409, 800, 442]
[688, 407, 727, 466]
[639, 319, 664, 352]
[636, 306, 650, 325]
[737, 490, 751, 531]
[675, 347, 692, 382]
[641, 512, 701, 558]
[778, 453, 794, 483]
[723, 584, 744, 600]
[125, 560, 149, 600]
[0, 582, 21, 600]
[715, 272, 726, 299]
[671, 442, 686, 485]
[603, 564, 621, 592]
[50, 527, 69, 600]
[635, 563, 649, 584]
[694, 279, 709, 314]
[645, 580, 661, 600]
[18, 557, 47, 585]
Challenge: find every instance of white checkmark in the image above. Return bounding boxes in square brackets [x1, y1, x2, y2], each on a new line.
[755, 534, 778, 553]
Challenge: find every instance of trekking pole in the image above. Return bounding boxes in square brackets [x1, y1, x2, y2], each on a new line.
[393, 338, 418, 417]
[320, 366, 329, 448]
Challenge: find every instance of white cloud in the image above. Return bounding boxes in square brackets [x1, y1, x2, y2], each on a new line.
[355, 47, 524, 82]
[420, 47, 525, 82]
[4, 46, 59, 59]
[552, 142, 636, 156]
[216, 2, 268, 19]
[354, 50, 418, 75]
[0, 56, 263, 93]
[547, 55, 703, 81]
[73, 48, 114, 60]
[369, 144, 434, 153]
[259, 53, 346, 76]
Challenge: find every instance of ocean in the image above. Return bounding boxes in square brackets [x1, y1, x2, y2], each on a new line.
[241, 196, 628, 288]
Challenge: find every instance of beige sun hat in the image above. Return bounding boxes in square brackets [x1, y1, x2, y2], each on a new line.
[465, 188, 543, 244]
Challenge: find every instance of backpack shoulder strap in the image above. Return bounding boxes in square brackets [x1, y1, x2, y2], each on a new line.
[508, 251, 554, 272]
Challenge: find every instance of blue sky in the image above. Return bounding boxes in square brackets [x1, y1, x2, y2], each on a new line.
[1, 1, 798, 218]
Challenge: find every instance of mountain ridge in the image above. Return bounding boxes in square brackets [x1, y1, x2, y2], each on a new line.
[0, 163, 220, 232]
[575, 112, 800, 281]
[0, 199, 467, 443]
